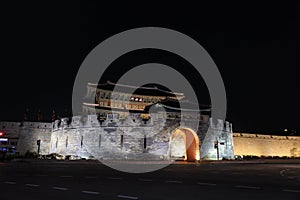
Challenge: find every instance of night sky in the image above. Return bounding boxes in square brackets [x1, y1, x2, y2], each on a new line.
[0, 2, 299, 135]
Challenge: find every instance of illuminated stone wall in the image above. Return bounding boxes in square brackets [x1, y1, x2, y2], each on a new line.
[17, 122, 52, 155]
[0, 114, 234, 161]
[48, 114, 234, 160]
[0, 121, 52, 155]
[0, 121, 21, 150]
[49, 113, 233, 159]
[200, 119, 234, 160]
[233, 133, 300, 157]
[49, 114, 188, 160]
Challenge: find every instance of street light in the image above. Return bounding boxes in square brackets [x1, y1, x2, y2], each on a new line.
[214, 141, 219, 160]
[37, 139, 41, 155]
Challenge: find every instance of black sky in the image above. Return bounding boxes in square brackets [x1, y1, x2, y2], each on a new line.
[0, 2, 299, 134]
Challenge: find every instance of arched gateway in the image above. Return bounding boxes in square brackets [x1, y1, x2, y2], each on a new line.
[170, 128, 200, 162]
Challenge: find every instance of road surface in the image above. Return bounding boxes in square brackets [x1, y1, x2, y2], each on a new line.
[0, 159, 299, 199]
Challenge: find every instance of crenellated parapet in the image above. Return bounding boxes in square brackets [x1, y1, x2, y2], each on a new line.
[51, 113, 177, 130]
[208, 118, 233, 133]
[22, 121, 52, 130]
[233, 133, 300, 140]
[0, 121, 22, 129]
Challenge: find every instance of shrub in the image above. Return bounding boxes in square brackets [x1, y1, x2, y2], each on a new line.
[24, 151, 38, 159]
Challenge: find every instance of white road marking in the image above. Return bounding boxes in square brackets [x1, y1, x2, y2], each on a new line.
[235, 185, 260, 189]
[232, 172, 243, 175]
[4, 181, 16, 185]
[60, 175, 73, 178]
[108, 177, 122, 180]
[25, 184, 40, 187]
[138, 178, 153, 182]
[117, 194, 139, 199]
[165, 180, 182, 184]
[283, 189, 300, 193]
[197, 182, 216, 186]
[81, 190, 99, 195]
[52, 186, 68, 191]
[19, 174, 29, 177]
[84, 176, 97, 179]
[257, 174, 268, 176]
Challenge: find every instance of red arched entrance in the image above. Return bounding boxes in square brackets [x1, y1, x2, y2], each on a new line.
[170, 128, 200, 161]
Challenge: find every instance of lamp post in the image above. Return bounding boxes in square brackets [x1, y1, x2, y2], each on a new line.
[214, 140, 219, 160]
[37, 140, 41, 155]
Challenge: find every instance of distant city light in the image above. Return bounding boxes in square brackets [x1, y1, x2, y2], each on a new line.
[196, 154, 200, 161]
[0, 131, 5, 136]
[284, 129, 288, 132]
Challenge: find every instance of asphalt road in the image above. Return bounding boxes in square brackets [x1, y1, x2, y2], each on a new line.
[0, 159, 299, 200]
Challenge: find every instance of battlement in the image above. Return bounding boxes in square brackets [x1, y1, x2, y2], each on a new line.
[233, 133, 300, 140]
[0, 121, 22, 129]
[22, 122, 52, 129]
[209, 118, 233, 133]
[50, 114, 230, 134]
[0, 121, 52, 130]
[52, 114, 155, 131]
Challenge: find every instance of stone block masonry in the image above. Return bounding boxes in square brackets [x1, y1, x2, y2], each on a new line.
[233, 133, 300, 157]
[1, 114, 235, 161]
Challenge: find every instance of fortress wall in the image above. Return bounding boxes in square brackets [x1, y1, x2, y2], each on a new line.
[233, 133, 300, 157]
[0, 121, 52, 155]
[49, 123, 172, 160]
[0, 121, 21, 139]
[48, 115, 234, 160]
[1, 115, 234, 160]
[200, 119, 234, 160]
[50, 128, 105, 158]
[18, 122, 52, 155]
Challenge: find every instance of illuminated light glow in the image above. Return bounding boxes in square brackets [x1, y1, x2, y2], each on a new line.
[0, 138, 8, 142]
[0, 132, 5, 136]
[196, 154, 200, 161]
[171, 128, 200, 162]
